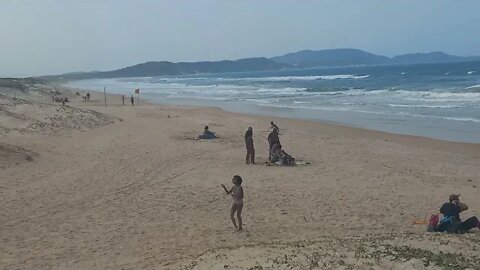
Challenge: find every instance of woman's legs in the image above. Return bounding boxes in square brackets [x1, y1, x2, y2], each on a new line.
[230, 204, 238, 228]
[246, 147, 255, 164]
[236, 204, 243, 230]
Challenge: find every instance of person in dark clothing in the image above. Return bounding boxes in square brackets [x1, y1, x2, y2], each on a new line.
[435, 194, 480, 233]
[121, 95, 126, 105]
[267, 129, 280, 161]
[270, 144, 295, 166]
[245, 127, 255, 164]
[130, 95, 134, 106]
[86, 92, 91, 101]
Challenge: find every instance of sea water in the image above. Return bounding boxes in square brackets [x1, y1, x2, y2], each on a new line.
[66, 61, 480, 143]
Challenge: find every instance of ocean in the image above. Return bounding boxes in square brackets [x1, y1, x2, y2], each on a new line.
[66, 61, 480, 143]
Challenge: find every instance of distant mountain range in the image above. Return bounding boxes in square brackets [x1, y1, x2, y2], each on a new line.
[40, 49, 480, 80]
[271, 49, 480, 67]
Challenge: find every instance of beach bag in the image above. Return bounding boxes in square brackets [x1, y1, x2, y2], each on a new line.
[426, 214, 439, 232]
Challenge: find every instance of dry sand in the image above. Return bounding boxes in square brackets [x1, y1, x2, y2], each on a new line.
[1, 81, 479, 269]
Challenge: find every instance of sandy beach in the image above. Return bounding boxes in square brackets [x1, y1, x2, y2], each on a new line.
[1, 80, 479, 269]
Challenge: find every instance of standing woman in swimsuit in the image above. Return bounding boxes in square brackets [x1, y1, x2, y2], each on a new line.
[221, 175, 244, 231]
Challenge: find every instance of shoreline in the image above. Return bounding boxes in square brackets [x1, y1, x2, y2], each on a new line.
[1, 80, 479, 269]
[77, 85, 480, 151]
[64, 78, 480, 144]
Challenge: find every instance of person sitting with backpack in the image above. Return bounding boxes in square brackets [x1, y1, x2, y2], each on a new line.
[433, 194, 480, 234]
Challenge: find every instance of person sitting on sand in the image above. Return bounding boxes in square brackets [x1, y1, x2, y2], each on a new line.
[270, 144, 295, 166]
[269, 143, 281, 163]
[434, 194, 480, 233]
[245, 127, 255, 164]
[267, 128, 280, 161]
[270, 121, 279, 133]
[198, 126, 217, 139]
[221, 175, 244, 231]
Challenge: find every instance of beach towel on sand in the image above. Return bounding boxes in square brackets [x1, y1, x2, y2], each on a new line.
[266, 159, 311, 166]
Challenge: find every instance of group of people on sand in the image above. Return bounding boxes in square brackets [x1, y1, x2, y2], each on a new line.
[206, 121, 479, 234]
[266, 121, 295, 166]
[219, 121, 295, 231]
[199, 121, 295, 166]
[245, 125, 289, 166]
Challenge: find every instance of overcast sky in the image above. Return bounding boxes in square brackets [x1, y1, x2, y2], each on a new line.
[1, 0, 479, 77]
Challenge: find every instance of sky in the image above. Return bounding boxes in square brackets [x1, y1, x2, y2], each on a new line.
[1, 0, 480, 77]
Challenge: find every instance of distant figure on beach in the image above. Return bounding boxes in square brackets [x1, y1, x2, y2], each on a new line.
[270, 121, 279, 133]
[198, 126, 217, 139]
[221, 175, 244, 231]
[130, 95, 134, 106]
[86, 92, 91, 101]
[245, 127, 255, 164]
[267, 128, 280, 161]
[432, 194, 480, 233]
[52, 95, 55, 102]
[121, 95, 126, 105]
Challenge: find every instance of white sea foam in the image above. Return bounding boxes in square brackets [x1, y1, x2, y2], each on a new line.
[466, 84, 480, 89]
[257, 103, 480, 123]
[468, 70, 476, 75]
[293, 101, 312, 104]
[214, 74, 370, 81]
[387, 104, 461, 109]
[315, 89, 480, 102]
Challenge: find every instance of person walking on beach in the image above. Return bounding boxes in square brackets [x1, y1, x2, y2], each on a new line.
[267, 128, 280, 161]
[121, 95, 126, 105]
[86, 92, 91, 101]
[245, 127, 255, 164]
[130, 95, 134, 106]
[221, 175, 244, 231]
[434, 194, 480, 233]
